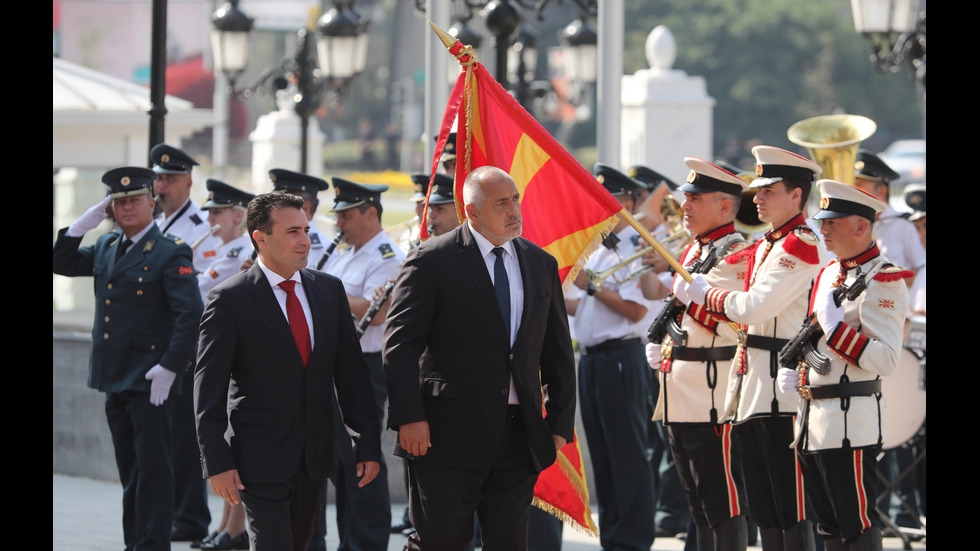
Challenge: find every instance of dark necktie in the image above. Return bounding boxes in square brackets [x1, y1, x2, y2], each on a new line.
[116, 238, 132, 261]
[492, 247, 511, 337]
[278, 280, 311, 367]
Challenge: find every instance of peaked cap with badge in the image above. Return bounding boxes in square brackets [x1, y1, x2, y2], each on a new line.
[904, 183, 926, 222]
[269, 168, 330, 195]
[150, 143, 199, 175]
[750, 145, 821, 188]
[202, 179, 255, 210]
[628, 164, 679, 192]
[594, 163, 646, 197]
[680, 157, 749, 195]
[812, 179, 887, 221]
[854, 149, 901, 184]
[427, 173, 456, 206]
[440, 132, 458, 163]
[410, 173, 430, 202]
[103, 166, 158, 199]
[329, 178, 388, 212]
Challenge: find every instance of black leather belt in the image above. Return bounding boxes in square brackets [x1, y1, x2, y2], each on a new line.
[745, 334, 789, 351]
[800, 380, 881, 400]
[585, 338, 642, 355]
[668, 345, 737, 362]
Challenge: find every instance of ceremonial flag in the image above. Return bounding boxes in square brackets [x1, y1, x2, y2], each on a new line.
[423, 23, 624, 289]
[426, 22, 613, 537]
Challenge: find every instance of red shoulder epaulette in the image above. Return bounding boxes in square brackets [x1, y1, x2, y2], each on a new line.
[781, 229, 821, 265]
[873, 264, 915, 283]
[724, 241, 758, 264]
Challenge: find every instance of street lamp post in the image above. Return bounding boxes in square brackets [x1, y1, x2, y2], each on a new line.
[850, 0, 925, 89]
[210, 0, 371, 174]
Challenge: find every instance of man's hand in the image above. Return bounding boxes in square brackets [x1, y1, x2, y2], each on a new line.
[209, 469, 245, 505]
[552, 434, 567, 451]
[399, 420, 431, 457]
[67, 195, 112, 237]
[645, 342, 663, 369]
[144, 364, 177, 406]
[776, 368, 799, 396]
[356, 461, 381, 487]
[814, 286, 844, 334]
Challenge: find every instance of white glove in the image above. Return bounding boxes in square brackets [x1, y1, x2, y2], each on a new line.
[145, 364, 177, 406]
[672, 275, 691, 305]
[645, 342, 662, 369]
[814, 287, 845, 335]
[67, 195, 112, 238]
[685, 274, 710, 304]
[776, 368, 798, 396]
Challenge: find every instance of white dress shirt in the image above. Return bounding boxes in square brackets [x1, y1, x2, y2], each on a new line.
[257, 259, 315, 351]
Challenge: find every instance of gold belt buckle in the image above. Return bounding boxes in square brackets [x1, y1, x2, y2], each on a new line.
[797, 386, 812, 400]
[661, 337, 673, 360]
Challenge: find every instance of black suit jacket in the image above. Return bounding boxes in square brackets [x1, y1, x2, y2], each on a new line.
[194, 263, 382, 484]
[382, 223, 576, 473]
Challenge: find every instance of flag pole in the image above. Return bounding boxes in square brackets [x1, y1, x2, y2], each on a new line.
[617, 207, 693, 283]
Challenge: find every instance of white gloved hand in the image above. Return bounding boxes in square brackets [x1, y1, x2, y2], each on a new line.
[145, 364, 177, 406]
[645, 342, 663, 369]
[776, 368, 798, 396]
[814, 286, 845, 335]
[685, 273, 710, 304]
[67, 195, 112, 238]
[672, 275, 691, 305]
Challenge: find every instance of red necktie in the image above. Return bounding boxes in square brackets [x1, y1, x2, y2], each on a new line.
[278, 280, 311, 367]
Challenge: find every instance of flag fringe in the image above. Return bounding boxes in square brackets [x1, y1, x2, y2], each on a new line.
[561, 215, 618, 293]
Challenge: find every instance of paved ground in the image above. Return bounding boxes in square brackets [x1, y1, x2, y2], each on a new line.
[53, 473, 925, 550]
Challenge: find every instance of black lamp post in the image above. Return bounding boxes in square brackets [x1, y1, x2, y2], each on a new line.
[850, 0, 925, 89]
[210, 0, 371, 173]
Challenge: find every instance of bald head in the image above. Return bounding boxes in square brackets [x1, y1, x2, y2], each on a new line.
[463, 166, 523, 246]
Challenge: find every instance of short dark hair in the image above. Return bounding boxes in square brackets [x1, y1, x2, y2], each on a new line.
[247, 192, 306, 250]
[357, 201, 383, 220]
[780, 178, 812, 212]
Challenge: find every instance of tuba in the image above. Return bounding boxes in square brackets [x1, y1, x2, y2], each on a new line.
[787, 114, 877, 186]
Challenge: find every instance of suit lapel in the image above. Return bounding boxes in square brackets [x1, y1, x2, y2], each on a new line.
[245, 264, 307, 370]
[299, 269, 329, 367]
[456, 225, 510, 344]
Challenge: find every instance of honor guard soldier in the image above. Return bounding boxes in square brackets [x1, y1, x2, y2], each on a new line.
[440, 131, 458, 175]
[776, 180, 911, 550]
[566, 163, 658, 551]
[316, 177, 405, 551]
[403, 173, 429, 251]
[269, 168, 334, 270]
[150, 143, 216, 543]
[675, 145, 828, 550]
[646, 158, 752, 551]
[53, 166, 204, 550]
[851, 150, 925, 288]
[196, 179, 255, 304]
[150, 143, 220, 277]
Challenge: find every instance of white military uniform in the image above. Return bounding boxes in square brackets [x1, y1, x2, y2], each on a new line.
[791, 248, 910, 452]
[307, 219, 338, 270]
[702, 215, 827, 422]
[322, 229, 405, 352]
[655, 225, 747, 424]
[196, 234, 253, 304]
[155, 199, 220, 274]
[873, 203, 926, 276]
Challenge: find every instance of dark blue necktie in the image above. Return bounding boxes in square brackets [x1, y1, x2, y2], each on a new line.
[492, 247, 511, 337]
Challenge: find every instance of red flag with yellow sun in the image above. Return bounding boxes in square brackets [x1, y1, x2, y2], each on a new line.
[422, 21, 618, 537]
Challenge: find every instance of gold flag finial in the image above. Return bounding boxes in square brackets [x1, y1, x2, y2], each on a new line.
[429, 21, 458, 50]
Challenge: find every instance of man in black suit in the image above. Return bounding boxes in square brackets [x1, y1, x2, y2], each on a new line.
[194, 191, 382, 551]
[53, 166, 204, 551]
[383, 166, 577, 551]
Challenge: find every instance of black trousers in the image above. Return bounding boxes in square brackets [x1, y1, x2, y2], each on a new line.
[239, 464, 326, 551]
[799, 447, 882, 543]
[405, 414, 538, 551]
[668, 423, 748, 529]
[732, 416, 807, 531]
[105, 390, 174, 551]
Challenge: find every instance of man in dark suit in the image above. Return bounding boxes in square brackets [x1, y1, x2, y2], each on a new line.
[383, 166, 577, 551]
[194, 191, 382, 551]
[53, 166, 204, 551]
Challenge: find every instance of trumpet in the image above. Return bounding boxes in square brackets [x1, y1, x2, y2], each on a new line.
[586, 230, 691, 291]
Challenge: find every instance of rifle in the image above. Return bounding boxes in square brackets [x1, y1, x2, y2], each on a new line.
[647, 243, 722, 344]
[778, 261, 885, 374]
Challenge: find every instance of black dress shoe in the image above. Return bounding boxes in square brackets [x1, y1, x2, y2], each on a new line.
[191, 531, 219, 548]
[172, 526, 210, 542]
[201, 530, 249, 551]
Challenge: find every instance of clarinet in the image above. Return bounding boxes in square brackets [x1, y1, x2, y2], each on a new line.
[315, 233, 345, 271]
[356, 280, 396, 337]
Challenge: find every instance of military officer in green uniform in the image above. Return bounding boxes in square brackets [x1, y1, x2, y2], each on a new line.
[53, 166, 204, 551]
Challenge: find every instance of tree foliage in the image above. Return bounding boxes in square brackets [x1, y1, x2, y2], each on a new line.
[624, 0, 924, 158]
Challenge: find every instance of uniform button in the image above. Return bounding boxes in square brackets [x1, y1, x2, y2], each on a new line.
[107, 283, 112, 290]
[103, 333, 109, 340]
[105, 299, 111, 305]
[138, 277, 143, 282]
[104, 316, 110, 323]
